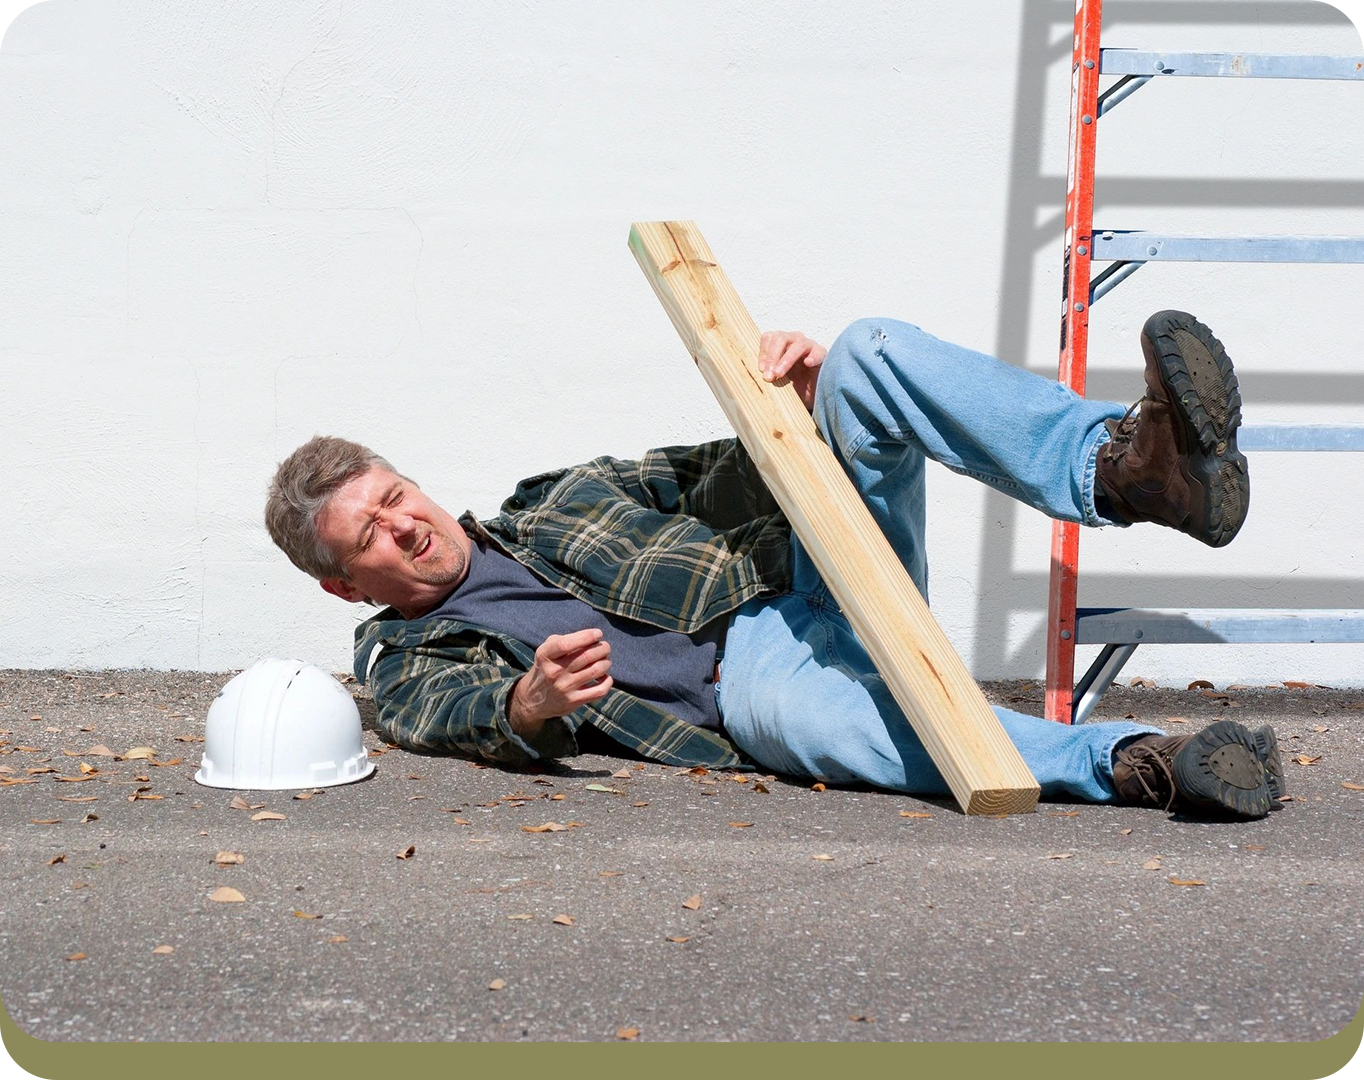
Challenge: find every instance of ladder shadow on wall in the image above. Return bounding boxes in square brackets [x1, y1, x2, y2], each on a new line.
[978, 0, 1364, 680]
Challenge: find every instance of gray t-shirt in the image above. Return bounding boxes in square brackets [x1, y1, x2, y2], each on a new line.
[425, 536, 725, 730]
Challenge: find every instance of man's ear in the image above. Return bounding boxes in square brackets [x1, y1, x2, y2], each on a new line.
[320, 576, 368, 604]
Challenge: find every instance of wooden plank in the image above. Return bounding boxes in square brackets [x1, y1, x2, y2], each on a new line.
[629, 220, 1039, 816]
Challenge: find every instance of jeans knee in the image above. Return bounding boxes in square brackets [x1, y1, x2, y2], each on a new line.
[818, 318, 904, 420]
[830, 318, 891, 362]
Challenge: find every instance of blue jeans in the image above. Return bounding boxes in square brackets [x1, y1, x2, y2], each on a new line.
[716, 318, 1163, 803]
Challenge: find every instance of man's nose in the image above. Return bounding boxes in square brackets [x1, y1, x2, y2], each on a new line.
[385, 510, 418, 542]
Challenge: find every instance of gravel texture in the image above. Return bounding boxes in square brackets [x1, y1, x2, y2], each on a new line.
[2, 669, 1362, 1043]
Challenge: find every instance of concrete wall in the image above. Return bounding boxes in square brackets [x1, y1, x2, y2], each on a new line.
[3, 0, 1362, 688]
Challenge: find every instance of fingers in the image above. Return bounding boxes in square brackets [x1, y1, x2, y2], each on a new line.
[570, 674, 613, 703]
[758, 331, 821, 382]
[562, 640, 611, 674]
[776, 338, 805, 376]
[566, 657, 613, 691]
[539, 628, 603, 660]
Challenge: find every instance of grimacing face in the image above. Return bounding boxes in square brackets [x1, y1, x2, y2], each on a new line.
[315, 466, 472, 619]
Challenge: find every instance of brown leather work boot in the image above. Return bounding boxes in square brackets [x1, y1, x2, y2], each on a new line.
[1095, 310, 1250, 547]
[1112, 719, 1282, 819]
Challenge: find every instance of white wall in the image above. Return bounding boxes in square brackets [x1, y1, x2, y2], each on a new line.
[2, 0, 1362, 687]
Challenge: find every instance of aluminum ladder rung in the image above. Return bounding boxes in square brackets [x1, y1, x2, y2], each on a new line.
[1099, 49, 1364, 80]
[1092, 231, 1364, 263]
[1239, 425, 1364, 452]
[1076, 608, 1364, 646]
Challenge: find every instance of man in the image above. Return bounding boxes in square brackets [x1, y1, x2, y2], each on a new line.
[266, 311, 1284, 820]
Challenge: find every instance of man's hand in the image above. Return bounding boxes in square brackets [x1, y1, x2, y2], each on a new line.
[758, 330, 827, 413]
[508, 628, 613, 738]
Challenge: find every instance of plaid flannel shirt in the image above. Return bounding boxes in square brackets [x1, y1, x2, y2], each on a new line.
[354, 438, 793, 769]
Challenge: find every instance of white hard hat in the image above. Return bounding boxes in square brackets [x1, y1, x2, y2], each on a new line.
[195, 658, 376, 790]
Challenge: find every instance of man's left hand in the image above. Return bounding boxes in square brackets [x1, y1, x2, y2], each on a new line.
[758, 330, 827, 413]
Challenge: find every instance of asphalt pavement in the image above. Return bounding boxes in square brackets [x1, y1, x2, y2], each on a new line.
[2, 669, 1362, 1042]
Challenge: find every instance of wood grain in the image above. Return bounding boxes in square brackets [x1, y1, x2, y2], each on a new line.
[629, 220, 1039, 816]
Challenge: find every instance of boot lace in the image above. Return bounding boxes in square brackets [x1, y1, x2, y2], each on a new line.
[1114, 742, 1177, 811]
[1104, 398, 1145, 463]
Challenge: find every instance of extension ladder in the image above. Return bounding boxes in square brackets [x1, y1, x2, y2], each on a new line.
[1045, 0, 1364, 724]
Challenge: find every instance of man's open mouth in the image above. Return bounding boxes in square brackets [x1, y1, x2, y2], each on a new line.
[414, 535, 433, 561]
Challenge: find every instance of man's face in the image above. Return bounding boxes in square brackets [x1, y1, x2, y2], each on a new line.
[315, 466, 471, 619]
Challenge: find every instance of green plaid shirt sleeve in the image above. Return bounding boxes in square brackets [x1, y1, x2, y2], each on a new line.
[362, 625, 577, 765]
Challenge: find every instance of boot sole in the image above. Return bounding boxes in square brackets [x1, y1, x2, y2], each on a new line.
[1252, 723, 1287, 808]
[1171, 718, 1273, 819]
[1141, 310, 1251, 547]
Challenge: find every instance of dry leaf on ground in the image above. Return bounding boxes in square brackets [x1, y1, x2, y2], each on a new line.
[251, 811, 286, 821]
[488, 978, 506, 991]
[397, 845, 416, 860]
[666, 936, 690, 943]
[812, 854, 834, 861]
[507, 914, 533, 921]
[65, 952, 86, 962]
[328, 935, 348, 944]
[728, 821, 754, 828]
[1142, 858, 1162, 871]
[611, 768, 631, 779]
[522, 822, 568, 833]
[1293, 755, 1321, 766]
[615, 1027, 640, 1041]
[209, 887, 245, 903]
[152, 945, 174, 955]
[46, 854, 66, 866]
[900, 811, 932, 819]
[1044, 853, 1074, 860]
[122, 747, 156, 760]
[1341, 782, 1364, 792]
[811, 783, 827, 792]
[1120, 828, 1133, 836]
[682, 894, 701, 911]
[1169, 877, 1206, 887]
[292, 910, 322, 919]
[552, 914, 575, 926]
[214, 852, 244, 866]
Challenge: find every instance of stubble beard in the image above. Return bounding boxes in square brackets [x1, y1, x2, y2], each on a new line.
[411, 529, 466, 589]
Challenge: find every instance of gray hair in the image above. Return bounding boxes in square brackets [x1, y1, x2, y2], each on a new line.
[265, 435, 400, 580]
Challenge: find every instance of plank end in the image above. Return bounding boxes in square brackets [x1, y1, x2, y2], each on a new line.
[964, 786, 1041, 817]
